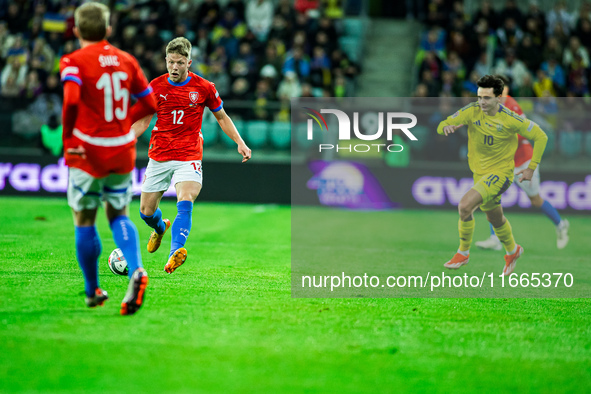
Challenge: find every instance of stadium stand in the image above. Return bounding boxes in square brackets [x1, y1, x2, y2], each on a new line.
[412, 0, 591, 164]
[269, 120, 291, 149]
[0, 0, 366, 157]
[244, 119, 270, 148]
[5, 1, 586, 165]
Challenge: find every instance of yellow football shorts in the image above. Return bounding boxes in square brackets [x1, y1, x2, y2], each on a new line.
[472, 171, 514, 212]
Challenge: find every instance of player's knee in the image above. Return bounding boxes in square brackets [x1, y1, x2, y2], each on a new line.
[105, 203, 127, 223]
[530, 195, 544, 208]
[458, 202, 472, 221]
[486, 212, 505, 228]
[140, 204, 156, 217]
[177, 187, 201, 202]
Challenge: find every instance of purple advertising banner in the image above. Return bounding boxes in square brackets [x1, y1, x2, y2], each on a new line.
[0, 158, 176, 196]
[412, 174, 591, 211]
[306, 160, 399, 210]
[0, 155, 290, 204]
[293, 163, 591, 214]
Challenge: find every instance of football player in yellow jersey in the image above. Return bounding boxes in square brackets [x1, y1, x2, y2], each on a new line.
[437, 75, 548, 275]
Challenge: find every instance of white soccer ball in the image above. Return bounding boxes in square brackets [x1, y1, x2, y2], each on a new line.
[108, 248, 128, 276]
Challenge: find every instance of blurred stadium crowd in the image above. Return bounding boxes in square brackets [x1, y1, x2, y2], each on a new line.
[2, 0, 588, 161]
[414, 0, 591, 98]
[0, 0, 362, 152]
[408, 0, 591, 164]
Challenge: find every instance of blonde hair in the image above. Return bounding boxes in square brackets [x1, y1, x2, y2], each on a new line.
[75, 2, 110, 41]
[166, 37, 192, 59]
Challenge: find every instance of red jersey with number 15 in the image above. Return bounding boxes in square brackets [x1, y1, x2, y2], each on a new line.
[60, 40, 152, 177]
[148, 72, 223, 161]
[504, 95, 534, 167]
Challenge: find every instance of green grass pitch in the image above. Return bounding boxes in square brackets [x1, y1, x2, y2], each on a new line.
[0, 197, 590, 393]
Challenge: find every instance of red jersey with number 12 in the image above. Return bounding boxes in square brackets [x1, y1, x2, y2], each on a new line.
[504, 95, 534, 167]
[148, 72, 223, 161]
[60, 40, 152, 177]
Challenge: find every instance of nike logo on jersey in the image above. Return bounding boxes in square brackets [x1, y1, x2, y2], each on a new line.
[160, 94, 168, 100]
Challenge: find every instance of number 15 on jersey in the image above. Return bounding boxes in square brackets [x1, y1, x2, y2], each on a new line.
[96, 72, 129, 122]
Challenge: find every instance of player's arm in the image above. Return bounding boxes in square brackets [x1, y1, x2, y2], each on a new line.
[129, 88, 157, 130]
[62, 81, 80, 140]
[61, 80, 87, 158]
[213, 108, 251, 162]
[515, 120, 548, 182]
[436, 107, 471, 136]
[60, 57, 86, 157]
[129, 63, 157, 133]
[131, 114, 154, 138]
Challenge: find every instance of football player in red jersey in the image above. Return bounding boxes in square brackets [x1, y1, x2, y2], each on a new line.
[60, 2, 157, 315]
[476, 76, 569, 250]
[132, 37, 251, 274]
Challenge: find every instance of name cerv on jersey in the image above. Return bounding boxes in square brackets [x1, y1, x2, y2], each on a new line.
[148, 71, 223, 162]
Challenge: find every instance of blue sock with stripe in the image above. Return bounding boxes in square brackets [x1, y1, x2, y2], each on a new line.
[140, 208, 166, 234]
[75, 226, 102, 297]
[170, 200, 193, 257]
[489, 223, 496, 236]
[110, 215, 142, 277]
[540, 200, 561, 226]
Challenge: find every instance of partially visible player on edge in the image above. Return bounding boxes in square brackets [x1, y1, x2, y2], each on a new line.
[132, 37, 251, 274]
[475, 75, 569, 250]
[437, 75, 548, 275]
[60, 2, 157, 314]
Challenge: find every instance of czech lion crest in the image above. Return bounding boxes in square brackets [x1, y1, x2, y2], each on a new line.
[189, 91, 199, 103]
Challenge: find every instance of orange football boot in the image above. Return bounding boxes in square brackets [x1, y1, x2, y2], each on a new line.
[85, 288, 109, 307]
[120, 268, 148, 316]
[147, 218, 171, 253]
[503, 244, 524, 276]
[443, 252, 470, 269]
[164, 248, 187, 274]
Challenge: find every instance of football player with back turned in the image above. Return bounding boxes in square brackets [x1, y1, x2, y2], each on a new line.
[60, 2, 157, 314]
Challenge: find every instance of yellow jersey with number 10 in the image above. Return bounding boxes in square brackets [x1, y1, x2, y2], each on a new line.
[437, 102, 548, 175]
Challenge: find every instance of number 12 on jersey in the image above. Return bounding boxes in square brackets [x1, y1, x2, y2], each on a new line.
[171, 110, 184, 124]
